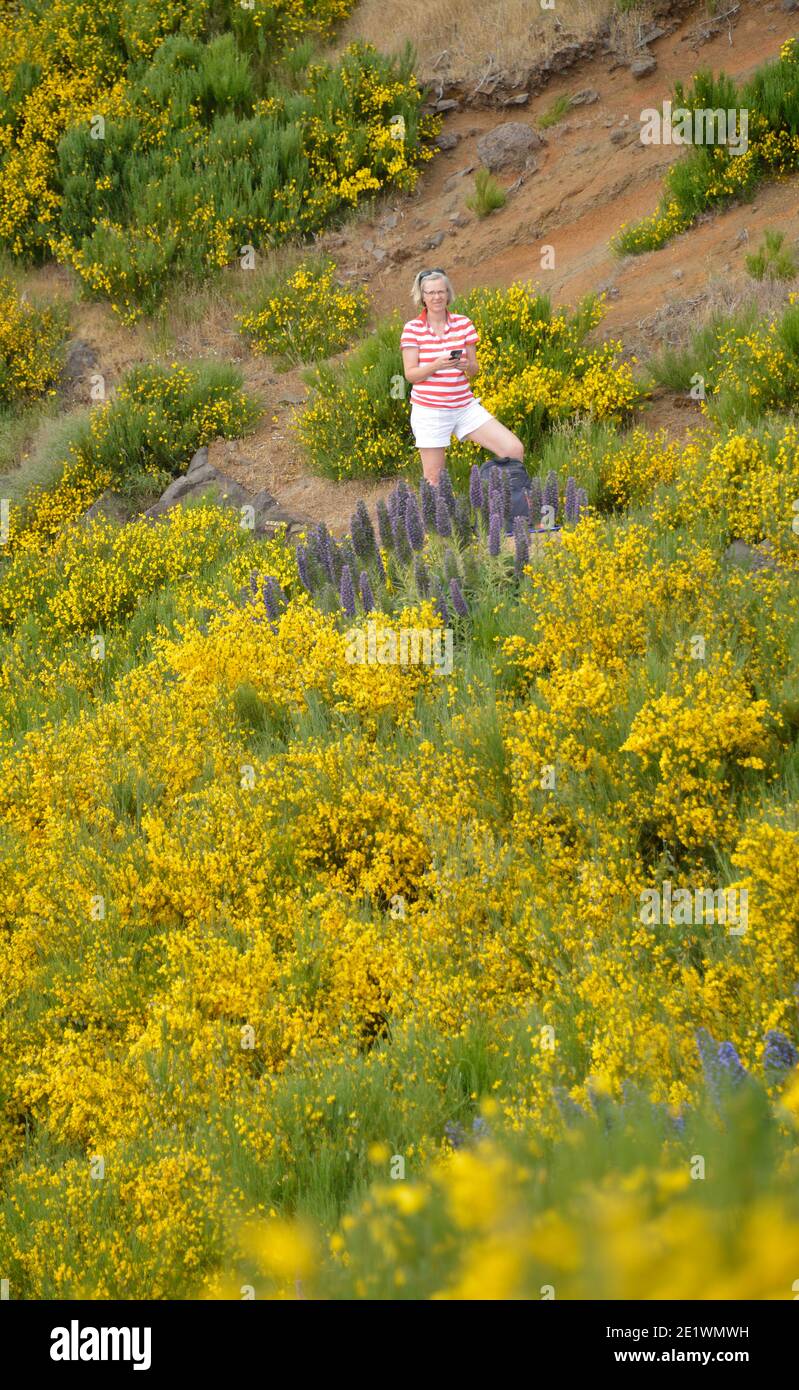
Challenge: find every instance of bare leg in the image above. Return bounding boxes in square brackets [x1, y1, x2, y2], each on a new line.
[418, 447, 448, 486]
[461, 418, 524, 461]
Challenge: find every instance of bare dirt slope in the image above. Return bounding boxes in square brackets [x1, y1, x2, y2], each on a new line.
[23, 0, 799, 536]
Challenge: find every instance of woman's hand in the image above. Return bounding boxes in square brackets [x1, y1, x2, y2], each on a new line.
[432, 353, 454, 373]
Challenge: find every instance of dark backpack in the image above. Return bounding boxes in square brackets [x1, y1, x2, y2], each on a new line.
[478, 456, 532, 533]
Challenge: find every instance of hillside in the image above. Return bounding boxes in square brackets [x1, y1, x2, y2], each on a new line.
[1, 0, 799, 1309]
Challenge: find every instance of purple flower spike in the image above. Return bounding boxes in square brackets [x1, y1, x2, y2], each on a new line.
[438, 467, 457, 515]
[513, 515, 529, 580]
[404, 492, 425, 551]
[717, 1041, 747, 1087]
[763, 1030, 799, 1076]
[565, 475, 578, 524]
[262, 576, 285, 622]
[488, 510, 501, 556]
[359, 570, 375, 612]
[420, 478, 437, 530]
[432, 576, 450, 624]
[544, 469, 559, 518]
[376, 499, 394, 552]
[529, 477, 543, 525]
[435, 492, 452, 538]
[413, 554, 431, 598]
[469, 465, 483, 513]
[312, 522, 335, 581]
[296, 545, 311, 591]
[374, 547, 387, 583]
[449, 577, 468, 616]
[340, 564, 356, 618]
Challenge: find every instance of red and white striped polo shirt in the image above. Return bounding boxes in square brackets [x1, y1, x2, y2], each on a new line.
[400, 308, 480, 408]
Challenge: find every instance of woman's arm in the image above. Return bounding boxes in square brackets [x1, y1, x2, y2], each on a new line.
[402, 345, 452, 384]
[459, 343, 479, 380]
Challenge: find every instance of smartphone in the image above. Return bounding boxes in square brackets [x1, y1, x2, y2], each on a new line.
[449, 349, 463, 359]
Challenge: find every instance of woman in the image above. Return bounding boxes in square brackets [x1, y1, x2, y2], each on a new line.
[400, 268, 524, 486]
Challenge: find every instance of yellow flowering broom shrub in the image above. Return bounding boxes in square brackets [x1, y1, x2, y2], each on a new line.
[0, 276, 67, 405]
[238, 258, 369, 364]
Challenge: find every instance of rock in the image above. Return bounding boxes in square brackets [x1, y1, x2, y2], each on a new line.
[411, 217, 429, 229]
[570, 88, 600, 106]
[476, 121, 544, 171]
[724, 539, 778, 571]
[610, 127, 629, 145]
[60, 338, 98, 389]
[380, 211, 399, 229]
[423, 230, 445, 250]
[434, 132, 459, 151]
[781, 0, 798, 12]
[144, 457, 306, 537]
[673, 269, 685, 281]
[448, 211, 471, 226]
[434, 98, 460, 112]
[630, 55, 657, 79]
[277, 391, 306, 405]
[372, 247, 388, 262]
[501, 93, 529, 106]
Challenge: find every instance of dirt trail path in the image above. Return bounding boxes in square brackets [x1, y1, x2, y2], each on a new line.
[23, 0, 799, 536]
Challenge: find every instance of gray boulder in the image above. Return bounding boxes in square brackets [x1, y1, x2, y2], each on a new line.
[476, 122, 545, 172]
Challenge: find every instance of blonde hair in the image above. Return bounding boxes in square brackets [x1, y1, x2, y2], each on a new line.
[411, 268, 454, 314]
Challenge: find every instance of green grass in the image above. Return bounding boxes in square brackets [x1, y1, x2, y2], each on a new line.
[466, 167, 507, 218]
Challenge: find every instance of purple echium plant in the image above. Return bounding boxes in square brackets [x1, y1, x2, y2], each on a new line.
[432, 575, 449, 623]
[528, 476, 543, 525]
[437, 467, 457, 515]
[262, 576, 285, 622]
[513, 515, 529, 580]
[420, 477, 437, 530]
[763, 1029, 799, 1077]
[469, 464, 483, 512]
[413, 554, 431, 598]
[359, 570, 375, 612]
[404, 492, 425, 551]
[696, 1027, 749, 1110]
[488, 510, 501, 557]
[449, 577, 468, 616]
[454, 496, 473, 547]
[339, 564, 356, 618]
[544, 468, 559, 517]
[393, 512, 412, 564]
[434, 492, 452, 538]
[500, 471, 512, 532]
[351, 499, 377, 560]
[296, 545, 311, 591]
[376, 498, 393, 551]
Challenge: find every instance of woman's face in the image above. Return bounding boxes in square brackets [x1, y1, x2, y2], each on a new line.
[422, 276, 448, 312]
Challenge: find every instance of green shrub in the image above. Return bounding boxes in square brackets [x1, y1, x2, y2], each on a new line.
[746, 229, 798, 282]
[238, 257, 370, 365]
[466, 168, 506, 218]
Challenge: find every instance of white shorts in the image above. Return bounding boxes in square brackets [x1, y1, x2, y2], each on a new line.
[410, 398, 493, 448]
